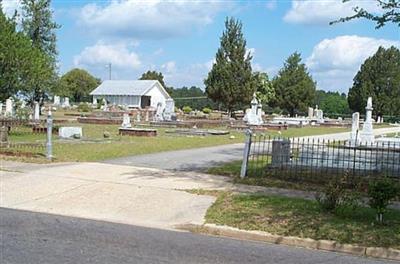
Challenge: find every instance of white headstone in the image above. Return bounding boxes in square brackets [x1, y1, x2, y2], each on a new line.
[34, 102, 40, 121]
[62, 97, 70, 108]
[136, 113, 141, 123]
[5, 98, 13, 116]
[308, 107, 314, 119]
[0, 102, 3, 115]
[360, 97, 374, 144]
[349, 112, 360, 146]
[101, 98, 108, 111]
[243, 93, 263, 125]
[53, 96, 60, 106]
[92, 97, 97, 105]
[121, 113, 132, 128]
[155, 102, 163, 121]
[163, 98, 175, 121]
[58, 127, 83, 139]
[377, 116, 381, 124]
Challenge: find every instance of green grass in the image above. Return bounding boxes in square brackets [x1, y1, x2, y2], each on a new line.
[5, 124, 350, 163]
[207, 159, 323, 191]
[206, 192, 400, 249]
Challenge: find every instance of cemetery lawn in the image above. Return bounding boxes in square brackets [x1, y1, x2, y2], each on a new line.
[6, 124, 349, 162]
[205, 192, 400, 249]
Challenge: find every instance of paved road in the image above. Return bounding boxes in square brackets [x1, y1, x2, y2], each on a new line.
[103, 127, 400, 170]
[0, 208, 390, 264]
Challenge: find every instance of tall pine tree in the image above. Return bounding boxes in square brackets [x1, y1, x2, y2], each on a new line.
[272, 52, 316, 116]
[20, 0, 59, 106]
[204, 17, 254, 114]
[348, 46, 400, 118]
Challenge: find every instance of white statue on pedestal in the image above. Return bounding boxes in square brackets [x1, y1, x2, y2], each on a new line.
[243, 93, 263, 126]
[360, 97, 374, 144]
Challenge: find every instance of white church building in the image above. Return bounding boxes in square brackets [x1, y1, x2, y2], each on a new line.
[90, 80, 171, 109]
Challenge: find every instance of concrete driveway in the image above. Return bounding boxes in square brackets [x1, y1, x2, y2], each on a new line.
[1, 161, 229, 230]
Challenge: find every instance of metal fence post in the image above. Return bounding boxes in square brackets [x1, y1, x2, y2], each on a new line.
[240, 129, 252, 179]
[46, 109, 53, 161]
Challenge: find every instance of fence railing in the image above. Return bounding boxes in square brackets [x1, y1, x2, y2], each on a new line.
[242, 133, 400, 184]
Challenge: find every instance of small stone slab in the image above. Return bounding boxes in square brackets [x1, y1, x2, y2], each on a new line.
[119, 128, 157, 137]
[59, 127, 83, 139]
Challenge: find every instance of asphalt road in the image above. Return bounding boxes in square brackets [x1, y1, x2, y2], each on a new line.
[103, 127, 400, 171]
[103, 143, 245, 170]
[0, 208, 390, 264]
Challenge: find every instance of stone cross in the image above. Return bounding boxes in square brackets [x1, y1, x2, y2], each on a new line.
[34, 102, 40, 121]
[121, 113, 132, 128]
[360, 97, 374, 144]
[349, 112, 360, 146]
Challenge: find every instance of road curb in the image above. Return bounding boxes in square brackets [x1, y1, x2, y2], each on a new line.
[176, 223, 400, 261]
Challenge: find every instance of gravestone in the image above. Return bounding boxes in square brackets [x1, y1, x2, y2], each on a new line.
[136, 113, 141, 123]
[59, 127, 83, 139]
[34, 102, 40, 121]
[243, 93, 263, 125]
[360, 97, 374, 144]
[121, 113, 132, 128]
[62, 97, 70, 108]
[53, 96, 60, 106]
[101, 98, 108, 111]
[271, 139, 291, 166]
[377, 116, 381, 124]
[308, 107, 314, 119]
[349, 112, 360, 146]
[5, 98, 13, 116]
[155, 102, 163, 121]
[0, 126, 8, 144]
[92, 97, 97, 105]
[0, 102, 3, 115]
[163, 98, 175, 121]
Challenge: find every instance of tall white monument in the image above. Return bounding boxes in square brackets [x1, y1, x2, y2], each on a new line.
[307, 107, 314, 119]
[34, 102, 40, 121]
[243, 93, 263, 126]
[360, 97, 374, 144]
[5, 98, 13, 116]
[349, 112, 360, 146]
[121, 113, 132, 128]
[154, 102, 163, 122]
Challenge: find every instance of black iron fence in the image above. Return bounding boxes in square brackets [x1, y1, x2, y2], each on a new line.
[243, 134, 400, 184]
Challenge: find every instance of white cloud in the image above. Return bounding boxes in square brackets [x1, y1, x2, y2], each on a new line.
[161, 61, 176, 73]
[284, 0, 381, 25]
[73, 42, 141, 76]
[78, 0, 227, 40]
[306, 35, 400, 91]
[2, 0, 21, 17]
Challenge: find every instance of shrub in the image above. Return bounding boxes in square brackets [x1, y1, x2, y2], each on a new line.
[182, 106, 192, 114]
[368, 177, 399, 222]
[316, 172, 360, 213]
[202, 107, 212, 114]
[77, 103, 91, 112]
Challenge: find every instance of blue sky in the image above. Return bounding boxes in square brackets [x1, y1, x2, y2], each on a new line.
[3, 0, 399, 93]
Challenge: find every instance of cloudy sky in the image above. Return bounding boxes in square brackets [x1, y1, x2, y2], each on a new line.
[3, 0, 399, 93]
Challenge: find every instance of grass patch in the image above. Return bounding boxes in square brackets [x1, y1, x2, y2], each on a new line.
[206, 192, 400, 249]
[207, 159, 322, 192]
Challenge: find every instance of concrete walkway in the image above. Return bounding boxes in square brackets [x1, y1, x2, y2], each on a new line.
[103, 126, 400, 170]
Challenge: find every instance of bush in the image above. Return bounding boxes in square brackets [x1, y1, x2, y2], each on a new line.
[316, 173, 360, 212]
[202, 107, 212, 114]
[77, 103, 91, 112]
[182, 106, 192, 114]
[368, 177, 399, 222]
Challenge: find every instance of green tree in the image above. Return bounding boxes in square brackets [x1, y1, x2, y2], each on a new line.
[58, 69, 101, 102]
[315, 91, 350, 116]
[0, 4, 50, 102]
[272, 52, 316, 116]
[348, 46, 400, 118]
[139, 70, 166, 87]
[331, 0, 400, 29]
[204, 17, 254, 114]
[170, 86, 217, 110]
[20, 0, 59, 106]
[253, 72, 275, 105]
